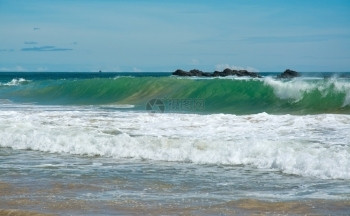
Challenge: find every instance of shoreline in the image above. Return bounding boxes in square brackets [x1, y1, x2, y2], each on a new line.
[1, 199, 350, 215]
[1, 180, 350, 215]
[0, 209, 54, 216]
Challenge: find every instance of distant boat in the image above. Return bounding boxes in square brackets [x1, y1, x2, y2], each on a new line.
[99, 70, 102, 73]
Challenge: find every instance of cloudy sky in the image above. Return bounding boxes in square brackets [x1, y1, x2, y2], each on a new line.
[1, 0, 350, 72]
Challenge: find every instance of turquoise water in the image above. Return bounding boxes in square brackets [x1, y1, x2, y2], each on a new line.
[0, 72, 350, 215]
[1, 72, 350, 114]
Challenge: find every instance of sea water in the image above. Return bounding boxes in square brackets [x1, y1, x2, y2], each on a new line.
[0, 72, 349, 215]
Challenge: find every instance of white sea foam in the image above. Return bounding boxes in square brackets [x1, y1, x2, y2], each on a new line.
[263, 77, 350, 104]
[0, 107, 349, 179]
[100, 104, 135, 109]
[331, 78, 350, 106]
[263, 77, 317, 101]
[0, 99, 13, 104]
[113, 76, 135, 80]
[0, 78, 30, 86]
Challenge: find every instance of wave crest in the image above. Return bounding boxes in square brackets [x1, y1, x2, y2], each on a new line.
[1, 76, 350, 114]
[0, 78, 30, 86]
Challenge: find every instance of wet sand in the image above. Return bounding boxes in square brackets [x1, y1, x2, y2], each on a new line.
[0, 209, 54, 216]
[1, 180, 350, 215]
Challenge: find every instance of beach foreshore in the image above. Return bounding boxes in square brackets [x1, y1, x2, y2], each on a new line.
[1, 199, 350, 215]
[0, 209, 54, 216]
[1, 180, 350, 215]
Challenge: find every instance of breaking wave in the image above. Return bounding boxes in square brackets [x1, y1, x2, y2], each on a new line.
[0, 76, 350, 114]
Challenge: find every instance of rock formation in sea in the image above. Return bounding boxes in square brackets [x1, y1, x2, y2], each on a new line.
[173, 68, 261, 78]
[278, 69, 299, 78]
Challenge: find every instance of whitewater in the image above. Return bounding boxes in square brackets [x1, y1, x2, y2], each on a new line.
[1, 106, 349, 179]
[0, 72, 349, 215]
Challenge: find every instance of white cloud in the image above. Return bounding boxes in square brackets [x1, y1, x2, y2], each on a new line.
[132, 67, 142, 72]
[191, 59, 199, 65]
[215, 64, 259, 72]
[36, 67, 48, 72]
[0, 66, 26, 72]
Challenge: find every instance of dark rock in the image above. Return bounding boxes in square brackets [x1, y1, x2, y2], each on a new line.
[189, 69, 204, 76]
[222, 68, 234, 75]
[173, 68, 261, 78]
[212, 70, 225, 77]
[201, 72, 212, 77]
[173, 69, 191, 76]
[212, 71, 221, 77]
[278, 69, 299, 78]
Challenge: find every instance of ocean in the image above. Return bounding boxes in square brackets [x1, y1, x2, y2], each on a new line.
[0, 72, 350, 215]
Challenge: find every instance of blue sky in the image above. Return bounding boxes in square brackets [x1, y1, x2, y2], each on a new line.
[1, 0, 350, 72]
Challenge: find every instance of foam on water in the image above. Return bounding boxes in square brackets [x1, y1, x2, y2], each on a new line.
[264, 77, 350, 106]
[0, 78, 30, 86]
[0, 106, 349, 180]
[263, 77, 317, 101]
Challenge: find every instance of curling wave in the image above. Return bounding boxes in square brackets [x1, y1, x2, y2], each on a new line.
[0, 76, 350, 114]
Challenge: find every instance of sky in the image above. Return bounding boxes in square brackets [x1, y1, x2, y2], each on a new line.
[0, 0, 350, 72]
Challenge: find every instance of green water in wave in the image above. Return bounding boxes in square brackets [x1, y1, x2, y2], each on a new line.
[1, 76, 350, 114]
